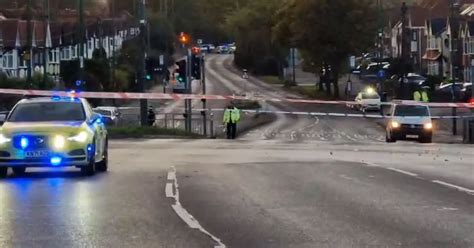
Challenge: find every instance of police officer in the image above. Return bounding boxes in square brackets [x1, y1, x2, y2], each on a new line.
[413, 88, 422, 102]
[223, 104, 241, 139]
[147, 106, 156, 126]
[421, 86, 430, 102]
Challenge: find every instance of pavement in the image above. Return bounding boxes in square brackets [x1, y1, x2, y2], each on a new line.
[0, 139, 472, 247]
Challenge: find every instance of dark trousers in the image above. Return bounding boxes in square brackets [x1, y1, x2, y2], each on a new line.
[226, 123, 237, 139]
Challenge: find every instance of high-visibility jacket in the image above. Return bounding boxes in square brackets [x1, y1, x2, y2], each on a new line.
[413, 91, 422, 101]
[421, 91, 429, 102]
[223, 108, 241, 124]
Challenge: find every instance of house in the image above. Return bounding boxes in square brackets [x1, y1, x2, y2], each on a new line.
[461, 21, 474, 82]
[0, 15, 138, 81]
[391, 5, 430, 73]
[423, 18, 448, 77]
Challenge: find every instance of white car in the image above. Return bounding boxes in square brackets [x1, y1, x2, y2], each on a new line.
[93, 107, 121, 126]
[355, 91, 381, 112]
[386, 102, 433, 143]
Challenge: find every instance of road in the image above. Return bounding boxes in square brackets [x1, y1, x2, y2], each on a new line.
[206, 54, 462, 144]
[2, 54, 471, 248]
[1, 139, 472, 247]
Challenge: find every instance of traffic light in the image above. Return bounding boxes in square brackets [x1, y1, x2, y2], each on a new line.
[145, 57, 153, 81]
[175, 59, 187, 84]
[179, 32, 190, 45]
[191, 54, 201, 80]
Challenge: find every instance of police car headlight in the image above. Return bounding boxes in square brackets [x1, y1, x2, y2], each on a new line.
[53, 135, 66, 150]
[424, 123, 433, 130]
[67, 131, 89, 143]
[0, 134, 11, 144]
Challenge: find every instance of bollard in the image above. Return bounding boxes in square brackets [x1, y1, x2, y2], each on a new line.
[210, 113, 215, 138]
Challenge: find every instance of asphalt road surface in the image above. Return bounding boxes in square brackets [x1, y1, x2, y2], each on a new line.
[1, 139, 472, 247]
[206, 55, 462, 144]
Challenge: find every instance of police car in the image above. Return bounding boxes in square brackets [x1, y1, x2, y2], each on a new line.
[355, 88, 381, 112]
[385, 102, 433, 143]
[0, 96, 108, 178]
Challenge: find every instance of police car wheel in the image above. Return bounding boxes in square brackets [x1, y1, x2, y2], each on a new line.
[0, 167, 7, 178]
[96, 139, 108, 172]
[81, 139, 96, 176]
[12, 167, 26, 176]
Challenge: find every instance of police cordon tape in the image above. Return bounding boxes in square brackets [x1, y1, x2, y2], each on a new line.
[141, 108, 474, 120]
[0, 88, 473, 108]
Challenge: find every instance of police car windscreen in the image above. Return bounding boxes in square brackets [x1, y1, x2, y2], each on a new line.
[394, 105, 429, 117]
[362, 93, 379, 99]
[8, 102, 86, 122]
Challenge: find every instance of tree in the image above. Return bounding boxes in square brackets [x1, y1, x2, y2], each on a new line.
[226, 0, 285, 75]
[274, 0, 378, 97]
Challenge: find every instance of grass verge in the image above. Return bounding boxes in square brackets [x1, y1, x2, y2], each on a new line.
[108, 126, 203, 139]
[285, 86, 337, 100]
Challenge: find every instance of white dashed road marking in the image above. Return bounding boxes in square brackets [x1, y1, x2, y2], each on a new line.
[432, 180, 474, 195]
[387, 168, 419, 177]
[166, 167, 227, 248]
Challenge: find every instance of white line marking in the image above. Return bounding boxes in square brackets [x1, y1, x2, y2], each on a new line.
[165, 183, 174, 198]
[432, 180, 474, 195]
[387, 168, 418, 177]
[167, 170, 176, 181]
[166, 166, 227, 248]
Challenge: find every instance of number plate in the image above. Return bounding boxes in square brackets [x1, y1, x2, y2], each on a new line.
[406, 135, 419, 139]
[25, 151, 50, 158]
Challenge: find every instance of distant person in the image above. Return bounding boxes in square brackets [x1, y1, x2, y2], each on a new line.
[421, 87, 430, 102]
[147, 107, 156, 126]
[223, 105, 241, 139]
[413, 88, 422, 102]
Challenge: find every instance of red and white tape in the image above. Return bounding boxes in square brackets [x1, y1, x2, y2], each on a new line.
[0, 88, 473, 108]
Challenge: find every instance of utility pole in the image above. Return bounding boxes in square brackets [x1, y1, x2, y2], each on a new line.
[78, 0, 85, 87]
[26, 0, 33, 83]
[201, 53, 207, 136]
[138, 0, 148, 126]
[377, 0, 384, 94]
[449, 0, 461, 135]
[400, 2, 410, 99]
[42, 0, 50, 89]
[111, 0, 116, 95]
[185, 48, 192, 133]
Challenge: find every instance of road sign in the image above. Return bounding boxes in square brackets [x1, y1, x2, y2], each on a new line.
[197, 39, 203, 45]
[349, 56, 356, 69]
[377, 69, 385, 79]
[159, 55, 164, 66]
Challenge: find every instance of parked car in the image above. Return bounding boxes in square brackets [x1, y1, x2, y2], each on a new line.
[433, 82, 465, 102]
[93, 107, 121, 126]
[403, 73, 426, 86]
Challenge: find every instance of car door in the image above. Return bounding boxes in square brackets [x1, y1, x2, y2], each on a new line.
[85, 102, 106, 159]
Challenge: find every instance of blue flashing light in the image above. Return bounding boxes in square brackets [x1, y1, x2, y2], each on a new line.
[87, 145, 93, 152]
[20, 137, 29, 149]
[51, 95, 61, 101]
[50, 156, 62, 166]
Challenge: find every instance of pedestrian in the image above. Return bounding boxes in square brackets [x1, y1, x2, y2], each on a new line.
[223, 104, 241, 139]
[147, 106, 156, 126]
